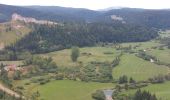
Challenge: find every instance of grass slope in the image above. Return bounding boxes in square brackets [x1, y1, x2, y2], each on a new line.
[112, 54, 170, 81]
[0, 21, 31, 46]
[18, 80, 113, 100]
[146, 49, 170, 64]
[40, 47, 119, 67]
[123, 81, 170, 100]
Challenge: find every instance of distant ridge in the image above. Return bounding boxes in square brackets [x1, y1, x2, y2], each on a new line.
[1, 4, 170, 28]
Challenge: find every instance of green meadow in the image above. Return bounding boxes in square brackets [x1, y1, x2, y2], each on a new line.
[0, 21, 31, 46]
[13, 80, 114, 100]
[39, 47, 120, 67]
[122, 81, 170, 100]
[112, 54, 170, 81]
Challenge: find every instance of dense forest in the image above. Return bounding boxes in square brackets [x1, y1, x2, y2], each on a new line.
[5, 22, 157, 53]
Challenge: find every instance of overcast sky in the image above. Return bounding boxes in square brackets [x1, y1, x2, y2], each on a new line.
[0, 0, 170, 10]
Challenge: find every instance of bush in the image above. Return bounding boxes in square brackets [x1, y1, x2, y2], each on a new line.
[16, 86, 24, 90]
[92, 90, 105, 100]
[119, 75, 128, 84]
[25, 83, 30, 85]
[71, 46, 80, 62]
[133, 89, 157, 100]
[103, 51, 114, 55]
[149, 74, 165, 83]
[129, 77, 136, 83]
[55, 73, 64, 80]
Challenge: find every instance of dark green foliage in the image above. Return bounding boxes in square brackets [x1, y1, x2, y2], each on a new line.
[57, 66, 81, 80]
[0, 63, 12, 88]
[71, 46, 80, 62]
[111, 54, 122, 67]
[124, 83, 129, 90]
[55, 73, 64, 80]
[8, 22, 158, 53]
[92, 90, 105, 100]
[136, 51, 158, 62]
[160, 37, 170, 48]
[119, 75, 128, 84]
[113, 89, 157, 100]
[13, 70, 22, 80]
[128, 83, 148, 89]
[31, 91, 40, 100]
[80, 64, 113, 82]
[149, 74, 165, 83]
[23, 56, 58, 73]
[0, 90, 23, 100]
[0, 50, 32, 61]
[133, 89, 157, 100]
[129, 77, 136, 83]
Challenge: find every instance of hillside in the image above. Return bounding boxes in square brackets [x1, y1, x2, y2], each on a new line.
[0, 20, 31, 49]
[1, 4, 170, 28]
[9, 22, 158, 53]
[1, 3, 170, 100]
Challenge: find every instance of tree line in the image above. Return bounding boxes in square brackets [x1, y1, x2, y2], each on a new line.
[5, 22, 158, 54]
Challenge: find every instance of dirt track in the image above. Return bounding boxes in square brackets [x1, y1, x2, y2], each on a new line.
[0, 83, 20, 98]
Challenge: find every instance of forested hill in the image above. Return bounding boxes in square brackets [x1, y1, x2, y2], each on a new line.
[0, 4, 86, 23]
[1, 4, 170, 29]
[8, 22, 158, 53]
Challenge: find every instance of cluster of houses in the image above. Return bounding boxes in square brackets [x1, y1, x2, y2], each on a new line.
[4, 64, 21, 72]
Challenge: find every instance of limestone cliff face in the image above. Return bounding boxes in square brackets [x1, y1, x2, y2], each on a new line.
[12, 13, 57, 25]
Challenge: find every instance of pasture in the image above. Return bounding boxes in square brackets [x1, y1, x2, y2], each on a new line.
[122, 81, 170, 100]
[146, 48, 170, 64]
[112, 54, 170, 81]
[40, 47, 120, 67]
[13, 80, 114, 100]
[0, 21, 31, 46]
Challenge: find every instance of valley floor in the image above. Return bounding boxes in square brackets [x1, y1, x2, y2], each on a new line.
[2, 39, 170, 100]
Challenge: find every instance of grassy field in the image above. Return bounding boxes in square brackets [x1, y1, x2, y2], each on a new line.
[146, 48, 170, 64]
[122, 81, 170, 100]
[8, 40, 170, 99]
[120, 41, 162, 50]
[13, 80, 114, 100]
[0, 60, 23, 66]
[0, 21, 31, 46]
[40, 47, 120, 67]
[112, 54, 170, 81]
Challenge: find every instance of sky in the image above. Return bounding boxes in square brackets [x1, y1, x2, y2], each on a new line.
[0, 0, 170, 10]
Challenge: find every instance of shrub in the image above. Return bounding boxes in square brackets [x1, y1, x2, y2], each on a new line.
[92, 90, 105, 100]
[71, 46, 80, 62]
[119, 75, 128, 84]
[133, 89, 157, 100]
